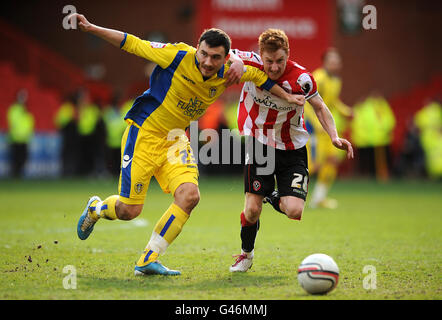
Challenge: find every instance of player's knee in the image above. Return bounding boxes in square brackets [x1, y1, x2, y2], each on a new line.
[175, 183, 200, 212]
[285, 205, 303, 220]
[115, 202, 142, 220]
[244, 203, 262, 224]
[280, 197, 304, 220]
[244, 193, 263, 223]
[244, 212, 260, 224]
[184, 187, 200, 209]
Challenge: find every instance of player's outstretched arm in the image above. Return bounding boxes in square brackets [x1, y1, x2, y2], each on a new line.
[269, 85, 306, 106]
[224, 51, 245, 87]
[309, 94, 354, 159]
[67, 13, 125, 48]
[238, 64, 305, 106]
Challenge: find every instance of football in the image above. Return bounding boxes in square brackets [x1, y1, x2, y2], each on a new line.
[297, 253, 339, 295]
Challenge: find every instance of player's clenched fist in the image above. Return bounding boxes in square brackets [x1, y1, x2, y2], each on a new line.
[64, 13, 126, 47]
[68, 13, 93, 32]
[286, 94, 306, 106]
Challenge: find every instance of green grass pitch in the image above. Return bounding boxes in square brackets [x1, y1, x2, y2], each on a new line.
[0, 177, 440, 300]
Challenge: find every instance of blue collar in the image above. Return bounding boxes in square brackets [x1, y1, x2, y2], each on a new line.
[217, 65, 225, 78]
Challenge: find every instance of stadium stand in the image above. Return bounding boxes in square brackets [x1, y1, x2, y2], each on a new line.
[0, 19, 111, 132]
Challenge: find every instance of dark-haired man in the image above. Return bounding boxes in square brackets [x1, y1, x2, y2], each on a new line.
[68, 13, 305, 276]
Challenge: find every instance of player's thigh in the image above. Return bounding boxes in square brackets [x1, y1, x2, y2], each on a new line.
[118, 124, 155, 205]
[275, 147, 309, 201]
[280, 196, 305, 220]
[115, 200, 144, 220]
[155, 139, 199, 197]
[243, 161, 275, 198]
[243, 136, 275, 197]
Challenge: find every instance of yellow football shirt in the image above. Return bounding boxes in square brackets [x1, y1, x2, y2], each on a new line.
[305, 68, 351, 134]
[120, 33, 275, 135]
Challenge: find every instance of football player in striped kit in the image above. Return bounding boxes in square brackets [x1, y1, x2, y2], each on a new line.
[230, 29, 353, 272]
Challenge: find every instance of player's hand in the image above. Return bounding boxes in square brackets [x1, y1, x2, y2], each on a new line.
[68, 13, 93, 32]
[224, 60, 244, 87]
[286, 94, 306, 106]
[332, 137, 354, 159]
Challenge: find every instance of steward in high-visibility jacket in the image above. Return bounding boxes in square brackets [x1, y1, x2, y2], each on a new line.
[7, 94, 34, 177]
[414, 101, 442, 179]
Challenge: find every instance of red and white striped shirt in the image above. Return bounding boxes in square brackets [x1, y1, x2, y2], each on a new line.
[233, 49, 318, 150]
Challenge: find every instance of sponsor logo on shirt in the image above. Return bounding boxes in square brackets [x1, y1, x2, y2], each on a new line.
[177, 97, 205, 118]
[181, 74, 196, 85]
[253, 95, 296, 111]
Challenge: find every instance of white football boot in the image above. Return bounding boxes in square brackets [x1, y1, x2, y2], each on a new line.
[229, 250, 254, 272]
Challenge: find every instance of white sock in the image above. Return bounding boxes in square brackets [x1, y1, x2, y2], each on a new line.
[147, 232, 170, 255]
[95, 201, 103, 219]
[310, 182, 328, 206]
[242, 249, 254, 259]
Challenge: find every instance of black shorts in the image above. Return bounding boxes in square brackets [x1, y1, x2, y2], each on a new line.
[244, 138, 309, 200]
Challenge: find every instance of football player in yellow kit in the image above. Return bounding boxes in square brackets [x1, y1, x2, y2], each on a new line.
[304, 48, 353, 209]
[69, 13, 305, 276]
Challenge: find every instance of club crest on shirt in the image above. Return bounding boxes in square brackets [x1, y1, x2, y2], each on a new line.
[209, 87, 217, 98]
[134, 182, 144, 194]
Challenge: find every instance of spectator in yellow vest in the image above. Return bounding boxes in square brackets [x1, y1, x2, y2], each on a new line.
[102, 94, 128, 176]
[54, 91, 80, 176]
[351, 91, 396, 180]
[7, 89, 34, 177]
[414, 100, 442, 179]
[76, 90, 105, 176]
